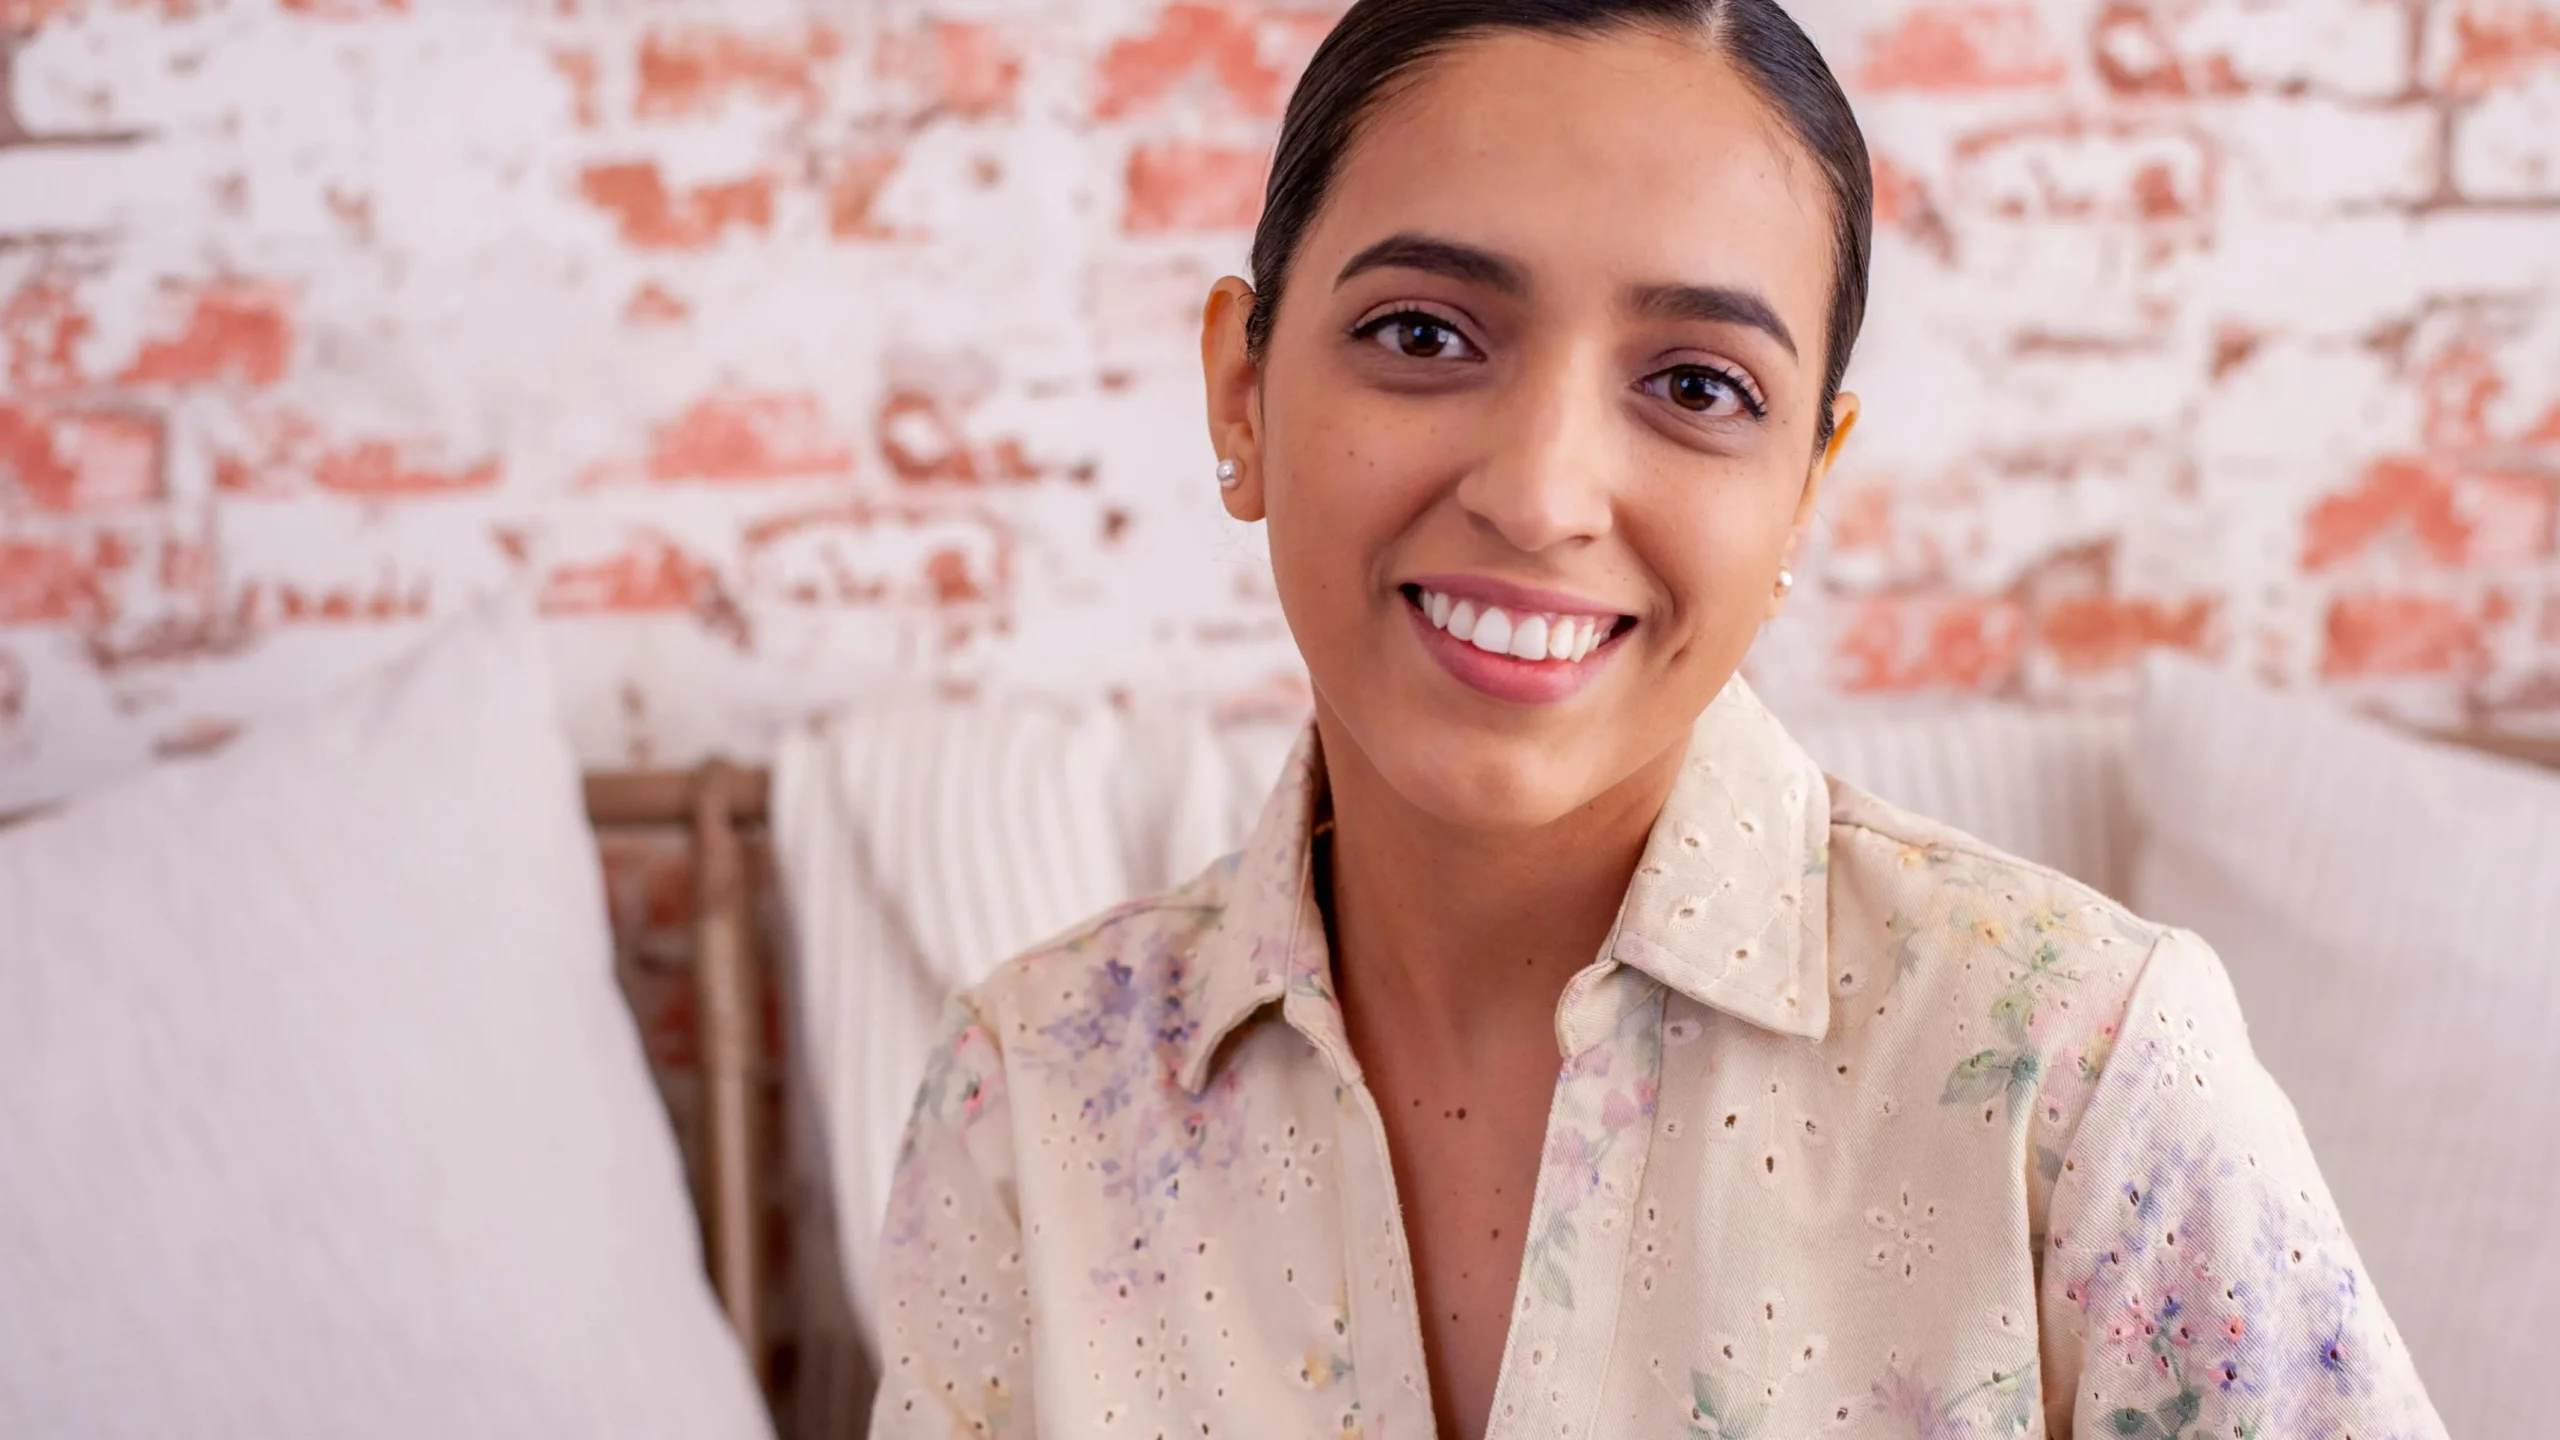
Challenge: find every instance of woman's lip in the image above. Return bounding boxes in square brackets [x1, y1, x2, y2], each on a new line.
[1399, 572, 1631, 621]
[1405, 596, 1621, 705]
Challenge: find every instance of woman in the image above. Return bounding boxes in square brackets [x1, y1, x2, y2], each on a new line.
[870, 0, 2442, 1435]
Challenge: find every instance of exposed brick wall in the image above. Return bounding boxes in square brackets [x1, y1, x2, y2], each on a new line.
[2, 0, 2556, 808]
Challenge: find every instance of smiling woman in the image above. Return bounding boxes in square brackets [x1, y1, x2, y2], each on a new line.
[865, 4, 2446, 1439]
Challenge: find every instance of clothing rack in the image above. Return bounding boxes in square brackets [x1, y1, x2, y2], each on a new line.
[583, 763, 775, 1376]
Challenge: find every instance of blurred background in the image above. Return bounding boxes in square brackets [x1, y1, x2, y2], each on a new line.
[3, 0, 2555, 812]
[4, 3, 2557, 1436]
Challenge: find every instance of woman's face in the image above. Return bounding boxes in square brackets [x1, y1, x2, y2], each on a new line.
[1204, 25, 1858, 831]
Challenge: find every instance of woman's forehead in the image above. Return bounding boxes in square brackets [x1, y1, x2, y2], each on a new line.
[1308, 27, 1832, 329]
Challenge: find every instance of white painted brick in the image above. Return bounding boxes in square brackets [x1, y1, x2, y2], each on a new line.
[2454, 70, 2560, 201]
[2216, 97, 2439, 210]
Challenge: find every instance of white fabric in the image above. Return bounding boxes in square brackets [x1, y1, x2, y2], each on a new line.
[769, 699, 1296, 1427]
[1787, 704, 2136, 900]
[2128, 654, 2560, 1440]
[0, 601, 772, 1440]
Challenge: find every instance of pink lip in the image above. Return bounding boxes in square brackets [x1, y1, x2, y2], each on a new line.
[1401, 572, 1631, 620]
[1402, 593, 1627, 705]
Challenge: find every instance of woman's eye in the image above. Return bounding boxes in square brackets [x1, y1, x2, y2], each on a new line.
[1361, 312, 1479, 361]
[1642, 364, 1763, 419]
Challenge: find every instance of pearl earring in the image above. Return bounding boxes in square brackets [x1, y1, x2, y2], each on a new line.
[1216, 458, 1240, 489]
[1775, 567, 1795, 596]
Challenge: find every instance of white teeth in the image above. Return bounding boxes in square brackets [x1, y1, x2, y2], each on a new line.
[1508, 614, 1548, 661]
[1415, 587, 1619, 664]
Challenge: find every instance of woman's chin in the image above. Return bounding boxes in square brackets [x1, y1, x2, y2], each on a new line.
[1354, 725, 1619, 834]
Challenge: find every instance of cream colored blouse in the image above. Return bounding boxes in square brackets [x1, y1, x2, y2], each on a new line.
[868, 680, 2443, 1439]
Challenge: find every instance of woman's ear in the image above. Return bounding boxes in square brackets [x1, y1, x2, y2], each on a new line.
[1770, 391, 1860, 619]
[1200, 276, 1267, 522]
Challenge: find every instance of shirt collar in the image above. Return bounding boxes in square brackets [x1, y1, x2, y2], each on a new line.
[1170, 677, 1833, 1095]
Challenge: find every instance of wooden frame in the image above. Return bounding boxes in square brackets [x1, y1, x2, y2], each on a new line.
[582, 763, 775, 1380]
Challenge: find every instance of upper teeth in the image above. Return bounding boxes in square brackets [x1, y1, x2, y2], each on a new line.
[1419, 587, 1611, 662]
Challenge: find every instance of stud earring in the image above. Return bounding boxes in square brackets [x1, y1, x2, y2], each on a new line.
[1216, 458, 1240, 489]
[1775, 567, 1795, 596]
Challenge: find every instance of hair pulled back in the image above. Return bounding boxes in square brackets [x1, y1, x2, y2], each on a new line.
[1246, 0, 1873, 444]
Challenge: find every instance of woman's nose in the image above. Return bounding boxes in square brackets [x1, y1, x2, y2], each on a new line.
[1452, 349, 1618, 554]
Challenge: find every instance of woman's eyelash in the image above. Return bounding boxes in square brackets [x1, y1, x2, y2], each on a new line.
[1349, 308, 1476, 353]
[1650, 362, 1768, 420]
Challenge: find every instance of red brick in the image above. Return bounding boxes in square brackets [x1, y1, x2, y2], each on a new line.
[0, 403, 163, 512]
[2320, 592, 2494, 676]
[2418, 339, 2505, 450]
[277, 0, 408, 15]
[924, 546, 983, 605]
[826, 149, 903, 240]
[2092, 1, 2241, 95]
[624, 281, 690, 325]
[1951, 118, 2218, 226]
[648, 392, 854, 483]
[2038, 592, 2216, 675]
[634, 24, 840, 119]
[878, 390, 1042, 485]
[740, 500, 1014, 608]
[3, 274, 93, 393]
[1869, 153, 1956, 261]
[2439, 1, 2560, 96]
[551, 48, 602, 128]
[543, 533, 717, 615]
[312, 439, 499, 496]
[116, 281, 293, 388]
[256, 575, 432, 624]
[1095, 3, 1296, 119]
[1123, 142, 1265, 234]
[2304, 458, 2473, 570]
[1826, 483, 1897, 556]
[0, 537, 115, 624]
[577, 162, 775, 251]
[0, 1, 83, 29]
[1835, 593, 2025, 693]
[880, 20, 1022, 119]
[1859, 4, 2068, 92]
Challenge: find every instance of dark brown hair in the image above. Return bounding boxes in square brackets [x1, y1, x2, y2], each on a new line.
[1245, 0, 1873, 444]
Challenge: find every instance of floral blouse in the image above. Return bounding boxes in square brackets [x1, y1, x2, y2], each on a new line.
[869, 679, 2443, 1439]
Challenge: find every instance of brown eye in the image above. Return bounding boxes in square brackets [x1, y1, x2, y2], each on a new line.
[1358, 310, 1481, 361]
[1640, 362, 1765, 420]
[1669, 368, 1728, 410]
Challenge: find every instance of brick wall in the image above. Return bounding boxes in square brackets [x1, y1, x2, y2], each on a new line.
[2, 0, 2556, 810]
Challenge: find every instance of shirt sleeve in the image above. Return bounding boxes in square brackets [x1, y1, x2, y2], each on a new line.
[2036, 927, 2446, 1439]
[868, 998, 1036, 1440]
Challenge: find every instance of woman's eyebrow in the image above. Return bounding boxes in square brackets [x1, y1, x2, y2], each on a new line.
[1625, 281, 1797, 359]
[1332, 232, 1527, 295]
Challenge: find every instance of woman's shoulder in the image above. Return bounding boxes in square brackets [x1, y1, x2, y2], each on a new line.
[1817, 774, 2185, 1113]
[950, 851, 1250, 1061]
[1822, 771, 2161, 945]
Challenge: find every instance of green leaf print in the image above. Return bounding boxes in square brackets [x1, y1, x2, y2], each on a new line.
[1941, 1049, 2015, 1105]
[1537, 1255, 1576, 1310]
[1687, 1369, 1764, 1440]
[1942, 1046, 2042, 1119]
[2154, 1388, 2202, 1432]
[2106, 1408, 2161, 1438]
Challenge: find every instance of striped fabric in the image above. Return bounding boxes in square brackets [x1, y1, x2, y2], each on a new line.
[1784, 704, 2137, 899]
[769, 700, 1298, 1437]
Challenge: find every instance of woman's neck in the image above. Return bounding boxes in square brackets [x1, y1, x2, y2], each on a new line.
[1312, 703, 1686, 1049]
